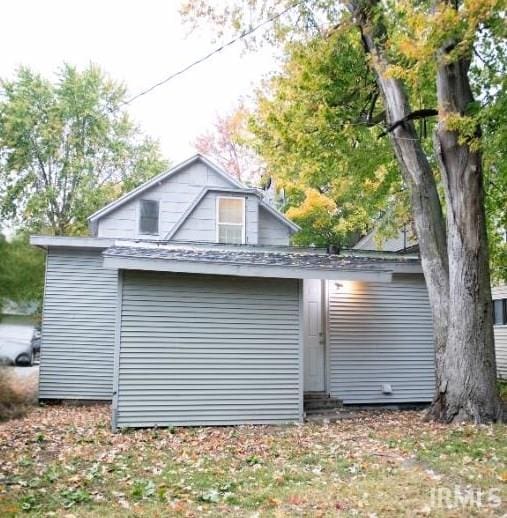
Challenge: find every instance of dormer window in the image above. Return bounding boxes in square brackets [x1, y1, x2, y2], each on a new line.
[139, 200, 159, 235]
[216, 197, 245, 244]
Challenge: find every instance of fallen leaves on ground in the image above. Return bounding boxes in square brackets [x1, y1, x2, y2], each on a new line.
[0, 405, 505, 516]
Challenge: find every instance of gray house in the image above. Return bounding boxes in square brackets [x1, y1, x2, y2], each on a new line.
[32, 154, 434, 429]
[355, 227, 507, 381]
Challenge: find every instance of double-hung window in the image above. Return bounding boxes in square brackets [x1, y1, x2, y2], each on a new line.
[216, 197, 245, 244]
[139, 199, 159, 235]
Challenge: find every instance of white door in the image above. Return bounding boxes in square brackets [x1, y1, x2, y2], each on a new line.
[303, 279, 325, 391]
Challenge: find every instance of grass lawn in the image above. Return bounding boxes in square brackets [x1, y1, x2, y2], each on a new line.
[0, 405, 505, 517]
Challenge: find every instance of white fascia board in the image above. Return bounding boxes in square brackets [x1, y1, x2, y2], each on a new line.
[30, 235, 115, 249]
[88, 154, 243, 223]
[103, 255, 394, 282]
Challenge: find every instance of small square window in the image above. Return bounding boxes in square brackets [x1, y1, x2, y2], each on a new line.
[139, 200, 159, 235]
[493, 299, 506, 326]
[216, 197, 245, 244]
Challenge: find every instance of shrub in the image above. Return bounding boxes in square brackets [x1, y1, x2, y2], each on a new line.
[0, 366, 37, 421]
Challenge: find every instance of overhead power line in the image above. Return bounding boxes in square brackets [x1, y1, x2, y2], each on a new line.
[123, 2, 301, 106]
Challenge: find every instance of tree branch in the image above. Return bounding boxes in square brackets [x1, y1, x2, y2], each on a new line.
[378, 109, 438, 138]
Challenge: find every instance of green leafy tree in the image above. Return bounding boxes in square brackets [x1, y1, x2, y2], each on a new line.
[0, 233, 45, 312]
[475, 35, 507, 283]
[0, 65, 169, 235]
[183, 0, 506, 423]
[250, 29, 409, 247]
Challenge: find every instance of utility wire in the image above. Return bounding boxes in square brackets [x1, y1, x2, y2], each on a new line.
[123, 2, 301, 106]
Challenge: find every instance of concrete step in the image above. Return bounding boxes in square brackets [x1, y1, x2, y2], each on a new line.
[304, 398, 343, 411]
[305, 407, 346, 416]
[303, 392, 343, 411]
[305, 410, 357, 423]
[303, 391, 329, 400]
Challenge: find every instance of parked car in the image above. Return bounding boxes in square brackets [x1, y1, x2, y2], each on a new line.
[0, 338, 36, 366]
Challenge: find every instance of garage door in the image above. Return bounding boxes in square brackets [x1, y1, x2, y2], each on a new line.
[115, 271, 301, 427]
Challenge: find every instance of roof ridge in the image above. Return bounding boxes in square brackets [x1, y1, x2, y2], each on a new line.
[88, 154, 244, 224]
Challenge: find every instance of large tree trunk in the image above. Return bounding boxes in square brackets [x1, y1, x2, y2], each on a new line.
[430, 47, 503, 422]
[348, 0, 502, 422]
[347, 0, 450, 397]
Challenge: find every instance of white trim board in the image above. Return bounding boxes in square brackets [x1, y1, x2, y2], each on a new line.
[111, 270, 124, 432]
[215, 195, 246, 244]
[103, 255, 394, 282]
[31, 235, 115, 249]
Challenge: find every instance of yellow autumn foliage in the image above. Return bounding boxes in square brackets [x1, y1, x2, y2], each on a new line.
[286, 189, 337, 231]
[387, 0, 504, 89]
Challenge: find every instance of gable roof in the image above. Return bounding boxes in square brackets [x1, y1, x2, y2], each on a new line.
[165, 186, 299, 240]
[88, 153, 299, 234]
[354, 225, 417, 253]
[88, 154, 243, 223]
[165, 186, 255, 240]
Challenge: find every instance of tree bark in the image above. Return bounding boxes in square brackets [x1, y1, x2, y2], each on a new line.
[429, 45, 503, 422]
[347, 0, 450, 396]
[348, 0, 502, 423]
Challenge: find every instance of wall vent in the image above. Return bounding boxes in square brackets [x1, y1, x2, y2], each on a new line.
[381, 384, 393, 394]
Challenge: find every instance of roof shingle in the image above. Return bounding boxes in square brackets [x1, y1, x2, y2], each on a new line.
[103, 244, 420, 272]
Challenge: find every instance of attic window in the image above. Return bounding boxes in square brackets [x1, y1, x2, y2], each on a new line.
[216, 197, 245, 244]
[139, 200, 159, 235]
[494, 299, 507, 326]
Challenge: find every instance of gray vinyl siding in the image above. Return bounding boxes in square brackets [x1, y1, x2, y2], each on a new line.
[496, 326, 507, 380]
[258, 206, 291, 246]
[173, 191, 259, 244]
[246, 196, 259, 244]
[327, 275, 435, 404]
[97, 161, 231, 239]
[493, 285, 507, 380]
[39, 248, 116, 400]
[115, 272, 301, 427]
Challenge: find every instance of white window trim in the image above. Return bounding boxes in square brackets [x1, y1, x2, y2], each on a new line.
[215, 196, 246, 244]
[138, 199, 160, 237]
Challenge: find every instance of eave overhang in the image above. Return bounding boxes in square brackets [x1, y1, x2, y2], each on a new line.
[102, 243, 423, 282]
[30, 235, 115, 250]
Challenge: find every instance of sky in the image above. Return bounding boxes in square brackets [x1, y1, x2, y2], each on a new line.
[0, 0, 279, 163]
